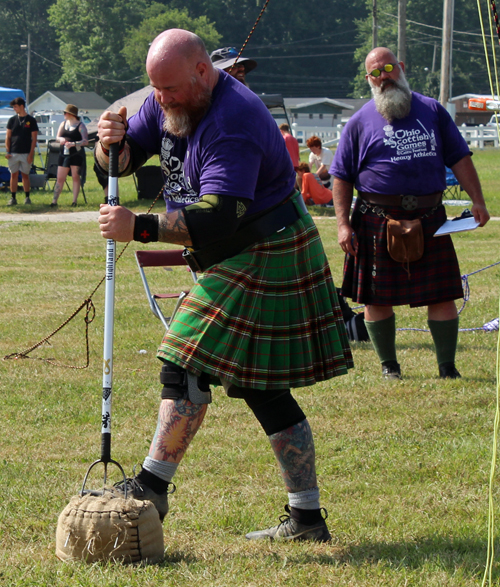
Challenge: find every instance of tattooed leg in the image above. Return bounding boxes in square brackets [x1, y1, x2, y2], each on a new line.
[149, 398, 207, 463]
[52, 182, 63, 204]
[268, 419, 317, 493]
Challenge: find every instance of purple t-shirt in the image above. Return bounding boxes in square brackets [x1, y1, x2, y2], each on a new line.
[127, 93, 199, 211]
[127, 74, 295, 216]
[330, 92, 471, 195]
[183, 71, 295, 215]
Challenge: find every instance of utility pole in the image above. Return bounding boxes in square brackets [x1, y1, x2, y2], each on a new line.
[20, 33, 31, 107]
[372, 0, 378, 49]
[432, 42, 437, 72]
[440, 0, 453, 106]
[398, 0, 407, 63]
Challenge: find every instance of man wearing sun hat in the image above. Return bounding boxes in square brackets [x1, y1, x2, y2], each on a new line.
[210, 46, 257, 86]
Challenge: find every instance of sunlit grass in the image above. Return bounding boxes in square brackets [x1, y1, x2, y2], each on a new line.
[0, 152, 499, 586]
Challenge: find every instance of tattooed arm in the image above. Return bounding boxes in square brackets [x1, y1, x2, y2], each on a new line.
[158, 211, 192, 246]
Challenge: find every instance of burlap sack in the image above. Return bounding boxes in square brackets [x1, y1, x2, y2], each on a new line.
[56, 492, 164, 564]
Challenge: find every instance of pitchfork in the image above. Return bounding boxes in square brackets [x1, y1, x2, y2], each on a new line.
[81, 142, 127, 497]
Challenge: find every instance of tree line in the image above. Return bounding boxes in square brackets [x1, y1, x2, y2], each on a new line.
[0, 0, 496, 105]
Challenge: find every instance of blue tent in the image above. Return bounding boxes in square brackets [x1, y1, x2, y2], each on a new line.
[0, 86, 26, 109]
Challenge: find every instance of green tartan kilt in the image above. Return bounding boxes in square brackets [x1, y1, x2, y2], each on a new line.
[157, 200, 354, 390]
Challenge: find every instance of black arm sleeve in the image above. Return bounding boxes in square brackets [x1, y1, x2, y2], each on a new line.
[184, 194, 251, 250]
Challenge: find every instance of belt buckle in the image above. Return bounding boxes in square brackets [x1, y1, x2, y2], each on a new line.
[401, 195, 418, 211]
[359, 203, 368, 214]
[372, 205, 386, 217]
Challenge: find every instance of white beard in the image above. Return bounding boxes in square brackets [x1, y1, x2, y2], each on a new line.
[369, 71, 412, 123]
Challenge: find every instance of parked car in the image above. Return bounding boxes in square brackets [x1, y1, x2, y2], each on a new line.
[0, 108, 15, 142]
[486, 114, 500, 127]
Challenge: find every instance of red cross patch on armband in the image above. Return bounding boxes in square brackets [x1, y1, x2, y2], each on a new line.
[133, 214, 159, 243]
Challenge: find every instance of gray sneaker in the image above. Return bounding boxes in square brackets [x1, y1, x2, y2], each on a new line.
[7, 196, 17, 206]
[245, 506, 331, 542]
[24, 197, 32, 205]
[113, 474, 176, 522]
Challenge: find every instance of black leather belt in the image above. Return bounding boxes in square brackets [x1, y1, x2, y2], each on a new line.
[358, 191, 442, 211]
[183, 193, 307, 273]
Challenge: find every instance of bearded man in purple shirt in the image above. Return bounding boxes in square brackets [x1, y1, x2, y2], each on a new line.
[95, 29, 353, 542]
[331, 47, 489, 381]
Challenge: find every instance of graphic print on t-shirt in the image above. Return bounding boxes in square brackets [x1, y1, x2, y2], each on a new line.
[383, 119, 438, 163]
[160, 135, 199, 205]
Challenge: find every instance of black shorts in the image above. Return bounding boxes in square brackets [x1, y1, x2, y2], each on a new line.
[58, 150, 84, 168]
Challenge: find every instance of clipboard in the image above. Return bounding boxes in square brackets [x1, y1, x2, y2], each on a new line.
[434, 211, 479, 237]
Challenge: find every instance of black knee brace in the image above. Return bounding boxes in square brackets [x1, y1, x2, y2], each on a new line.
[241, 388, 306, 436]
[160, 361, 211, 404]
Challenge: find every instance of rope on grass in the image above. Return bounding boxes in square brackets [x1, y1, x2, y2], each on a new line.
[479, 3, 500, 582]
[352, 261, 500, 333]
[399, 261, 500, 332]
[2, 192, 162, 368]
[2, 0, 273, 369]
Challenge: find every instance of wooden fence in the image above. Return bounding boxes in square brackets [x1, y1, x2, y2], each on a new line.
[292, 124, 500, 149]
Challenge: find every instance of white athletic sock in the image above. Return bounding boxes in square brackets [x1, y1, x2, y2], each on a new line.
[288, 487, 321, 510]
[143, 456, 178, 483]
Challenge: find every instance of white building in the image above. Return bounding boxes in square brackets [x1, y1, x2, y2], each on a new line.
[28, 91, 110, 121]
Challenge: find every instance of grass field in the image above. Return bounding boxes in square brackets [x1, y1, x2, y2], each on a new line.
[0, 148, 499, 586]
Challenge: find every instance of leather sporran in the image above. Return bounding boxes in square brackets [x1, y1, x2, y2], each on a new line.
[386, 215, 424, 278]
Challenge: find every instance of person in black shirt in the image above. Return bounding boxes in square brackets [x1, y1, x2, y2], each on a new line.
[5, 97, 39, 205]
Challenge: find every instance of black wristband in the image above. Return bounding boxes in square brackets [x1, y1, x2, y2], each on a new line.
[134, 214, 159, 243]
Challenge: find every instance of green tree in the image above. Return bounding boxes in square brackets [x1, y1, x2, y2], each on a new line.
[0, 0, 64, 103]
[165, 0, 366, 98]
[351, 0, 495, 99]
[122, 4, 221, 84]
[48, 0, 148, 102]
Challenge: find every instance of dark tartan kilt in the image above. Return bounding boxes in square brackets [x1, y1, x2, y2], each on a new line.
[341, 200, 463, 307]
[157, 199, 354, 390]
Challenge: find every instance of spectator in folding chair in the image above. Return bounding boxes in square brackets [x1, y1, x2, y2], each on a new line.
[296, 162, 333, 206]
[95, 28, 353, 543]
[306, 135, 334, 189]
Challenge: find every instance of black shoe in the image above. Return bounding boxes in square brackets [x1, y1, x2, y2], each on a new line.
[382, 360, 402, 380]
[245, 505, 331, 542]
[50, 202, 58, 207]
[113, 473, 176, 522]
[439, 362, 461, 379]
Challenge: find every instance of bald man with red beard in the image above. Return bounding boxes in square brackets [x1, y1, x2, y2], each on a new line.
[95, 29, 353, 542]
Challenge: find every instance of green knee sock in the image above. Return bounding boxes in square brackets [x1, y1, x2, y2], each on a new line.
[364, 313, 397, 364]
[427, 317, 459, 366]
